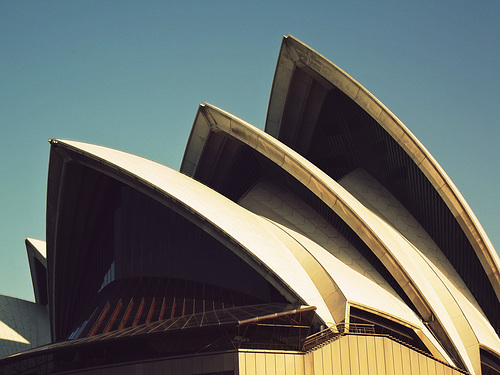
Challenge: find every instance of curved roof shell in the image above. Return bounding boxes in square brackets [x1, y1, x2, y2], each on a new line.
[181, 102, 499, 374]
[25, 238, 47, 306]
[0, 295, 50, 358]
[46, 139, 336, 339]
[265, 35, 500, 316]
[18, 34, 497, 375]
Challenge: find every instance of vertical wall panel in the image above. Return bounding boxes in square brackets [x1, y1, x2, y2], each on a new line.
[275, 353, 286, 375]
[238, 352, 246, 375]
[419, 355, 429, 375]
[410, 347, 419, 374]
[356, 335, 368, 374]
[202, 355, 214, 373]
[223, 352, 235, 371]
[133, 363, 144, 375]
[427, 358, 437, 375]
[431, 357, 443, 375]
[246, 352, 256, 375]
[295, 354, 305, 375]
[383, 337, 395, 374]
[313, 349, 323, 374]
[401, 344, 412, 373]
[143, 362, 154, 375]
[322, 341, 333, 373]
[304, 350, 315, 375]
[152, 360, 162, 375]
[255, 353, 266, 374]
[375, 336, 388, 374]
[181, 357, 194, 374]
[331, 338, 342, 374]
[392, 338, 403, 374]
[171, 357, 183, 374]
[339, 336, 350, 374]
[435, 362, 445, 375]
[347, 335, 360, 375]
[365, 335, 378, 374]
[285, 352, 295, 373]
[162, 359, 173, 375]
[212, 354, 224, 373]
[265, 353, 276, 375]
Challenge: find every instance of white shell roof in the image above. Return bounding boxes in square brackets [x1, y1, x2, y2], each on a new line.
[25, 238, 46, 259]
[0, 295, 50, 358]
[266, 220, 456, 364]
[267, 35, 500, 304]
[180, 103, 500, 374]
[52, 139, 335, 325]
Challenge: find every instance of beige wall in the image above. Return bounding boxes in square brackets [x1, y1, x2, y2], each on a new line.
[238, 335, 465, 375]
[238, 351, 305, 375]
[308, 335, 464, 375]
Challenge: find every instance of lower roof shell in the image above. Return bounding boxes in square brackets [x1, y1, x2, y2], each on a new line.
[265, 35, 500, 312]
[180, 103, 500, 375]
[46, 139, 336, 339]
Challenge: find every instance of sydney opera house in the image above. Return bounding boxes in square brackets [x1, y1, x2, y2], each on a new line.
[1, 35, 499, 374]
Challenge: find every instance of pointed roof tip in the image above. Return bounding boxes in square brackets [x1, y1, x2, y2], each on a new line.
[25, 237, 44, 244]
[25, 238, 47, 258]
[283, 34, 301, 44]
[202, 102, 218, 111]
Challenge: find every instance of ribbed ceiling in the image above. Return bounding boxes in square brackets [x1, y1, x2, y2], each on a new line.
[281, 67, 499, 334]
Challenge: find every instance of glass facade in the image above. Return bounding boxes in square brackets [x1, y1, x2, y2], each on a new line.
[56, 163, 288, 341]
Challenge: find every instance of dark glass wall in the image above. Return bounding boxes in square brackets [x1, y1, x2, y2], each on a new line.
[56, 163, 286, 339]
[113, 184, 274, 300]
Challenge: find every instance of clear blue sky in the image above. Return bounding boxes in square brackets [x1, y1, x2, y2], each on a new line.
[1, 1, 498, 301]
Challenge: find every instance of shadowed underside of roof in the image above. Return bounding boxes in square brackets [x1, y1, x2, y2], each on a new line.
[264, 35, 500, 337]
[179, 97, 500, 374]
[45, 138, 338, 341]
[25, 238, 48, 306]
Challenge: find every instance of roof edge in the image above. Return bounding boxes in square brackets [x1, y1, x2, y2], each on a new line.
[265, 35, 500, 301]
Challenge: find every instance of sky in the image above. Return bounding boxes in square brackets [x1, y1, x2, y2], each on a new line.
[1, 1, 498, 302]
